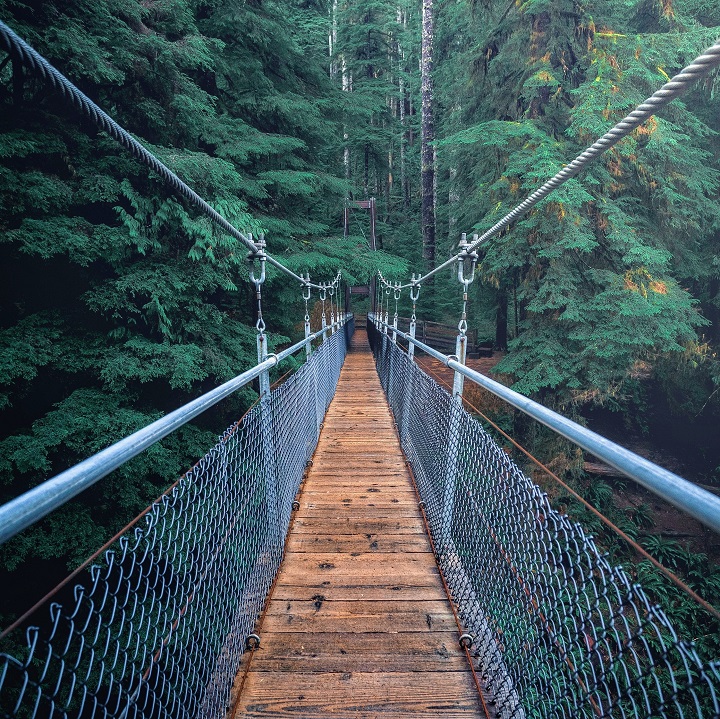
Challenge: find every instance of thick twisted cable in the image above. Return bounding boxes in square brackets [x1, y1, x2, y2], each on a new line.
[404, 38, 720, 288]
[0, 20, 311, 286]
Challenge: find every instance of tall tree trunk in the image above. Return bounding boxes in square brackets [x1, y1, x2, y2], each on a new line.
[448, 166, 458, 241]
[364, 22, 373, 197]
[421, 0, 435, 270]
[342, 56, 351, 181]
[397, 5, 409, 209]
[329, 0, 338, 77]
[399, 75, 409, 208]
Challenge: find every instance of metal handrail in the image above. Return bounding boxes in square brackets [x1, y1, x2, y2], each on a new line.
[369, 314, 720, 534]
[0, 317, 351, 545]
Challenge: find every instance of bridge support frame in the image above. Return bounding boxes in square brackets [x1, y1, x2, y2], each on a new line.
[257, 332, 282, 553]
[443, 236, 477, 553]
[408, 278, 420, 362]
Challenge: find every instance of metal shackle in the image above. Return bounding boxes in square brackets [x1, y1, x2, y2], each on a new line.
[457, 233, 478, 287]
[302, 273, 312, 302]
[394, 283, 401, 301]
[247, 234, 267, 285]
[409, 276, 421, 303]
[319, 283, 327, 301]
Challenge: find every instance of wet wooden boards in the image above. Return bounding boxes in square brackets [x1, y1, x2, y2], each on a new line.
[231, 330, 485, 718]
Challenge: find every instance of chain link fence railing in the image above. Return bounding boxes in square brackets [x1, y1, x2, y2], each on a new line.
[368, 320, 720, 719]
[0, 320, 352, 719]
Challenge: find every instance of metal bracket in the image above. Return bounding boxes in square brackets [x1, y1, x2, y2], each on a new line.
[459, 633, 474, 649]
[247, 235, 267, 288]
[457, 233, 478, 287]
[409, 279, 421, 304]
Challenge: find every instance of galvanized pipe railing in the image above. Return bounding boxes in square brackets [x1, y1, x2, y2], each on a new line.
[366, 317, 719, 719]
[0, 316, 352, 545]
[369, 314, 720, 535]
[0, 315, 354, 719]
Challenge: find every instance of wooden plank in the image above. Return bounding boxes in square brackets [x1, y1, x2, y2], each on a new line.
[250, 631, 468, 672]
[236, 672, 483, 718]
[298, 489, 415, 498]
[274, 553, 441, 582]
[271, 583, 447, 602]
[300, 496, 419, 508]
[263, 600, 457, 633]
[285, 533, 433, 553]
[231, 329, 484, 718]
[296, 506, 423, 519]
[291, 516, 428, 534]
[300, 480, 412, 489]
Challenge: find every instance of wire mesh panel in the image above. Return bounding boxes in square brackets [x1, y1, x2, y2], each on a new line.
[368, 321, 720, 719]
[0, 325, 350, 719]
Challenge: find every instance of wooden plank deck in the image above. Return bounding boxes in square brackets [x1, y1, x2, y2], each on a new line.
[231, 329, 486, 719]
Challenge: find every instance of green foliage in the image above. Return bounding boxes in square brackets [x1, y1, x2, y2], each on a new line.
[0, 0, 356, 609]
[2, 0, 720, 680]
[434, 0, 720, 412]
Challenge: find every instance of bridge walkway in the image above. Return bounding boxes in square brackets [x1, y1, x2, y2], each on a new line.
[231, 329, 485, 718]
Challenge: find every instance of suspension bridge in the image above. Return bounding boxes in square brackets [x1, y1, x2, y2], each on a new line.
[1, 18, 720, 719]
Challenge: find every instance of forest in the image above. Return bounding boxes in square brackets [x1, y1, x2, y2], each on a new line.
[1, 0, 720, 670]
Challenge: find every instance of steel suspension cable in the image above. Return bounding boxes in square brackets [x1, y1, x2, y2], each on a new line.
[400, 37, 720, 289]
[0, 20, 330, 290]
